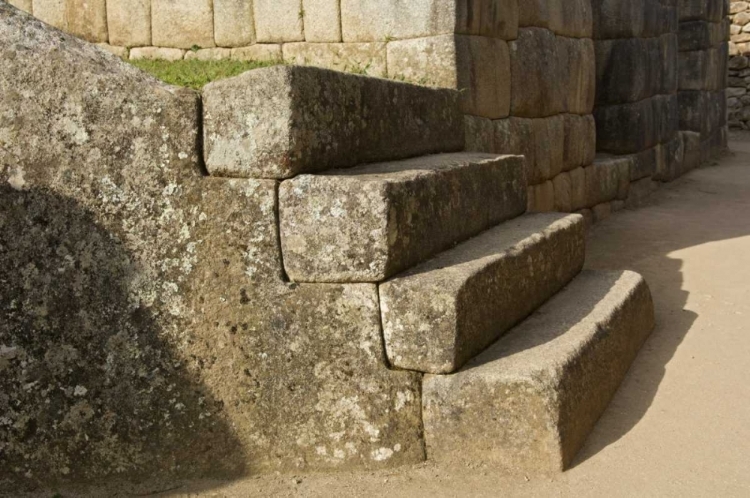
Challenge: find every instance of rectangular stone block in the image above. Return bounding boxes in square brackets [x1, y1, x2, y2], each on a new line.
[464, 115, 495, 152]
[562, 37, 596, 114]
[152, 0, 215, 49]
[679, 48, 722, 90]
[653, 134, 686, 181]
[594, 97, 658, 154]
[494, 116, 564, 184]
[32, 0, 67, 30]
[279, 153, 527, 282]
[569, 166, 587, 211]
[527, 180, 555, 212]
[661, 33, 679, 94]
[584, 156, 630, 207]
[510, 27, 564, 117]
[70, 5, 107, 45]
[341, 0, 453, 41]
[129, 47, 186, 61]
[380, 214, 585, 374]
[184, 48, 232, 61]
[626, 176, 658, 208]
[628, 146, 658, 181]
[254, 0, 304, 42]
[592, 0, 645, 39]
[231, 44, 283, 61]
[303, 0, 342, 42]
[679, 20, 727, 51]
[679, 0, 724, 22]
[595, 37, 662, 105]
[203, 65, 464, 179]
[562, 114, 596, 172]
[107, 0, 151, 47]
[214, 0, 256, 47]
[423, 270, 655, 473]
[283, 41, 387, 77]
[455, 35, 511, 118]
[475, 0, 519, 40]
[387, 34, 458, 88]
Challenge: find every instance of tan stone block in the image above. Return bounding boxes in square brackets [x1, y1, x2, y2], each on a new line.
[527, 181, 555, 213]
[32, 0, 67, 30]
[152, 0, 215, 49]
[64, 0, 108, 42]
[455, 34, 511, 118]
[7, 0, 32, 13]
[563, 114, 596, 172]
[387, 34, 458, 88]
[255, 0, 304, 42]
[129, 47, 186, 61]
[214, 0, 256, 47]
[107, 0, 151, 47]
[569, 166, 587, 211]
[283, 42, 387, 77]
[476, 0, 519, 40]
[562, 37, 595, 114]
[510, 27, 565, 118]
[303, 0, 342, 42]
[96, 43, 129, 59]
[552, 171, 572, 212]
[494, 115, 563, 185]
[592, 202, 612, 222]
[341, 0, 454, 42]
[231, 44, 283, 61]
[184, 48, 233, 61]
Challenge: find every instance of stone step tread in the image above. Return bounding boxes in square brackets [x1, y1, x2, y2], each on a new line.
[422, 270, 655, 474]
[380, 213, 586, 374]
[279, 152, 528, 283]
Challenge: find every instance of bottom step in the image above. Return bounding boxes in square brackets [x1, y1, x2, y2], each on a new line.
[422, 270, 655, 474]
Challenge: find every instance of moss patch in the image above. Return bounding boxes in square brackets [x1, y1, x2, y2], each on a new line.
[128, 59, 281, 90]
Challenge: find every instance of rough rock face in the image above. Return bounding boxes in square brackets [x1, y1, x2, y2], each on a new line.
[0, 6, 423, 487]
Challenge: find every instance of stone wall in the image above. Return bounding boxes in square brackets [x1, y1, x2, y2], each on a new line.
[728, 0, 750, 128]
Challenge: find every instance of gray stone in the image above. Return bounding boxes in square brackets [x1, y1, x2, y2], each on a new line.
[653, 135, 686, 181]
[254, 0, 304, 42]
[527, 180, 555, 212]
[592, 201, 613, 222]
[569, 167, 588, 211]
[202, 65, 464, 179]
[130, 47, 186, 61]
[679, 20, 727, 51]
[422, 270, 655, 473]
[380, 214, 585, 374]
[303, 0, 342, 42]
[628, 147, 658, 181]
[661, 33, 679, 94]
[592, 0, 645, 39]
[455, 35, 511, 118]
[626, 176, 659, 207]
[0, 7, 426, 482]
[387, 34, 458, 88]
[494, 116, 565, 184]
[231, 44, 283, 62]
[279, 153, 527, 283]
[561, 37, 596, 114]
[341, 0, 453, 41]
[283, 41, 387, 77]
[594, 97, 658, 154]
[562, 114, 596, 172]
[679, 48, 722, 90]
[464, 115, 495, 152]
[510, 28, 564, 118]
[214, 0, 256, 47]
[584, 156, 630, 207]
[595, 37, 662, 105]
[678, 0, 724, 22]
[680, 130, 702, 171]
[184, 48, 232, 61]
[552, 171, 573, 211]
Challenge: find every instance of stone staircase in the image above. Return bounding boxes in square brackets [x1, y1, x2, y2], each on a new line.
[219, 66, 657, 474]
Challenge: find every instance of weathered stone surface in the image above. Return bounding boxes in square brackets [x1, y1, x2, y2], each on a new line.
[552, 171, 573, 211]
[32, 0, 67, 30]
[592, 0, 645, 39]
[303, 0, 342, 42]
[562, 37, 596, 114]
[152, 0, 215, 49]
[562, 114, 596, 172]
[423, 270, 655, 473]
[653, 93, 679, 144]
[279, 153, 527, 282]
[107, 0, 151, 47]
[510, 28, 564, 117]
[184, 48, 233, 61]
[584, 156, 630, 207]
[527, 180, 555, 212]
[453, 0, 520, 39]
[679, 48, 723, 90]
[255, 0, 304, 42]
[202, 65, 464, 179]
[679, 20, 728, 51]
[387, 34, 458, 88]
[456, 34, 511, 118]
[283, 42, 387, 77]
[64, 0, 107, 42]
[96, 43, 129, 58]
[628, 146, 658, 181]
[130, 47, 186, 61]
[0, 7, 426, 484]
[214, 0, 256, 47]
[653, 135, 686, 181]
[494, 116, 565, 184]
[661, 33, 679, 94]
[592, 201, 613, 222]
[678, 0, 724, 22]
[595, 37, 662, 105]
[341, 0, 453, 41]
[231, 44, 283, 61]
[594, 97, 659, 154]
[680, 129, 702, 171]
[464, 115, 494, 152]
[381, 214, 585, 374]
[569, 166, 587, 211]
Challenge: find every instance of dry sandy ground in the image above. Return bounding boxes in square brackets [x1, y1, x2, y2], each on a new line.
[20, 141, 750, 497]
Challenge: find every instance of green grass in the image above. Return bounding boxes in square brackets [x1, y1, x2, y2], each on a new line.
[128, 59, 281, 90]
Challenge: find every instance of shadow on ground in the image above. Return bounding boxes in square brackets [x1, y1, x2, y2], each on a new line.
[571, 144, 750, 467]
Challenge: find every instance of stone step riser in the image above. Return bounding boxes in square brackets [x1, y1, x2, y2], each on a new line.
[422, 270, 655, 474]
[380, 213, 586, 374]
[279, 153, 527, 283]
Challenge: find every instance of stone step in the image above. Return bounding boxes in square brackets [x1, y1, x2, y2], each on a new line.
[279, 153, 527, 283]
[202, 65, 465, 179]
[380, 213, 586, 374]
[422, 270, 655, 474]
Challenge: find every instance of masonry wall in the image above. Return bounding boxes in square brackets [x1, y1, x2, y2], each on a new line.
[728, 0, 750, 128]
